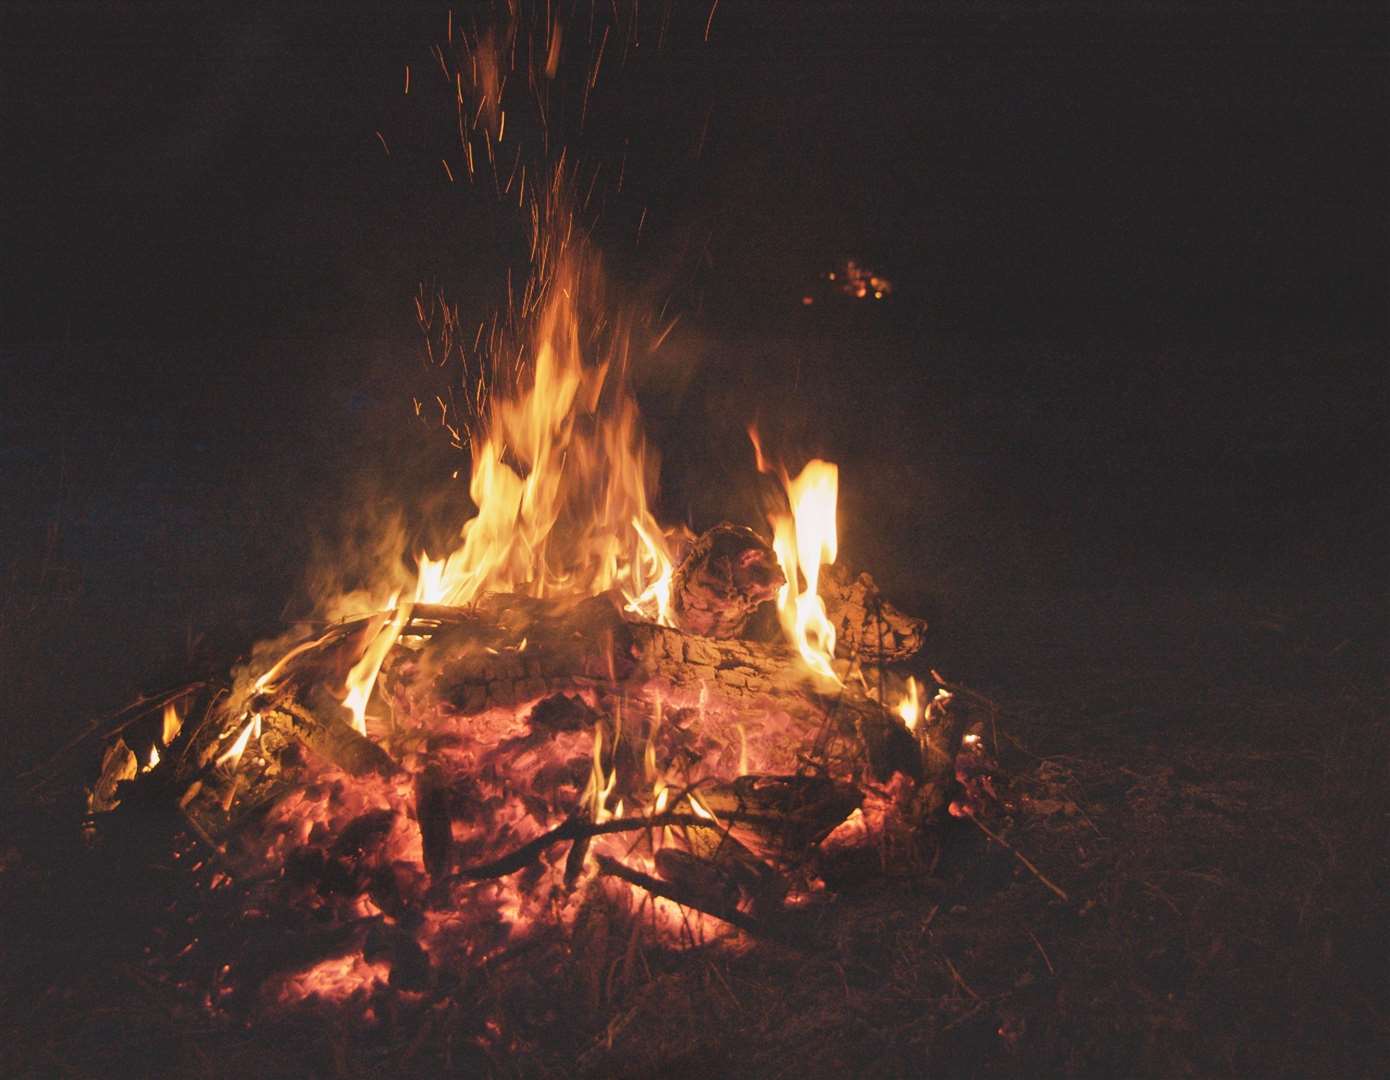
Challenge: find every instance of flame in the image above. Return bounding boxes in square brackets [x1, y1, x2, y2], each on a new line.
[408, 182, 674, 626]
[752, 431, 841, 685]
[216, 714, 261, 769]
[161, 700, 183, 747]
[896, 677, 923, 731]
[341, 595, 411, 736]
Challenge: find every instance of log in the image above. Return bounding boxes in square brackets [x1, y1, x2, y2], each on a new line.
[260, 699, 402, 778]
[671, 523, 784, 639]
[664, 521, 928, 662]
[820, 564, 928, 663]
[398, 593, 921, 784]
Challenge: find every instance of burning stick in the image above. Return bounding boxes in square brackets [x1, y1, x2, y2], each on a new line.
[595, 854, 770, 939]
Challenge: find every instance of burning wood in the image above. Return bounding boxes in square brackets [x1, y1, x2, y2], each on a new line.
[671, 523, 784, 638]
[85, 566, 975, 1016]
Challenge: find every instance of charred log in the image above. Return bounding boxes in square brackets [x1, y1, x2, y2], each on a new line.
[260, 700, 401, 778]
[820, 564, 928, 663]
[671, 523, 784, 638]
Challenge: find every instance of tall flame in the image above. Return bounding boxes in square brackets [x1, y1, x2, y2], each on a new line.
[751, 429, 841, 686]
[413, 179, 673, 625]
[342, 595, 410, 735]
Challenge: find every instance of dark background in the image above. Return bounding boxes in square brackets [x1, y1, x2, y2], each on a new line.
[1, 1, 1385, 753]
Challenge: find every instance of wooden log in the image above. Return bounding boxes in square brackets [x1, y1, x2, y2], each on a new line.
[696, 773, 863, 857]
[820, 564, 928, 664]
[670, 523, 784, 639]
[260, 700, 402, 778]
[402, 593, 920, 784]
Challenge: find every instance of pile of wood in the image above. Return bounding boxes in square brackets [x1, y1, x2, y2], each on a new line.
[75, 523, 976, 996]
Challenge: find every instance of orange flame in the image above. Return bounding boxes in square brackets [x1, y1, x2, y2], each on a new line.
[341, 595, 411, 736]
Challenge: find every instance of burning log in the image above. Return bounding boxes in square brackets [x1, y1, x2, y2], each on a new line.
[259, 700, 401, 778]
[84, 582, 961, 1017]
[393, 592, 919, 783]
[671, 523, 784, 638]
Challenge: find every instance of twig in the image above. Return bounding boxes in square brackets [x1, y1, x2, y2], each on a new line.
[445, 811, 732, 884]
[594, 854, 769, 938]
[944, 955, 982, 1002]
[1026, 928, 1056, 975]
[965, 812, 1071, 903]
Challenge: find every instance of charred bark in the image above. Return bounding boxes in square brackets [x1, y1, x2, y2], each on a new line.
[671, 523, 784, 639]
[402, 594, 921, 784]
[820, 564, 928, 664]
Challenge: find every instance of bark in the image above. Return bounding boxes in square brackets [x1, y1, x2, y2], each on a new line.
[261, 700, 402, 778]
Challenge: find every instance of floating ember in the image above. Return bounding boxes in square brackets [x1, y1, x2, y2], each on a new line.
[828, 259, 893, 301]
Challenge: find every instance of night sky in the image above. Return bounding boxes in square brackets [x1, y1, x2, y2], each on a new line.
[2, 1, 1385, 716]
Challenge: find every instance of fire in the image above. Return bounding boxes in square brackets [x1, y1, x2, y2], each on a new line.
[896, 676, 923, 731]
[405, 178, 675, 627]
[751, 429, 842, 685]
[341, 597, 412, 735]
[161, 699, 182, 746]
[83, 6, 961, 1023]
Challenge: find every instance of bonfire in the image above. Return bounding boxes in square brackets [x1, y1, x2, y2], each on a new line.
[77, 1, 1001, 1032]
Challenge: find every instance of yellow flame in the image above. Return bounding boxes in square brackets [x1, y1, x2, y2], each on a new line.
[217, 714, 261, 769]
[687, 791, 718, 823]
[253, 627, 339, 695]
[409, 212, 675, 626]
[342, 595, 411, 736]
[896, 676, 922, 731]
[765, 455, 841, 685]
[582, 722, 618, 824]
[161, 700, 182, 747]
[144, 744, 160, 772]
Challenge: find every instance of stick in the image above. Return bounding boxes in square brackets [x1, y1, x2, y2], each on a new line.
[594, 855, 769, 938]
[446, 811, 731, 884]
[965, 812, 1071, 903]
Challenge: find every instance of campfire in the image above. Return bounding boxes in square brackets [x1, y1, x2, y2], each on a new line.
[80, 3, 988, 1031]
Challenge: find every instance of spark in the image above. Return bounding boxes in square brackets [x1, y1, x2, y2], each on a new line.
[705, 0, 720, 42]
